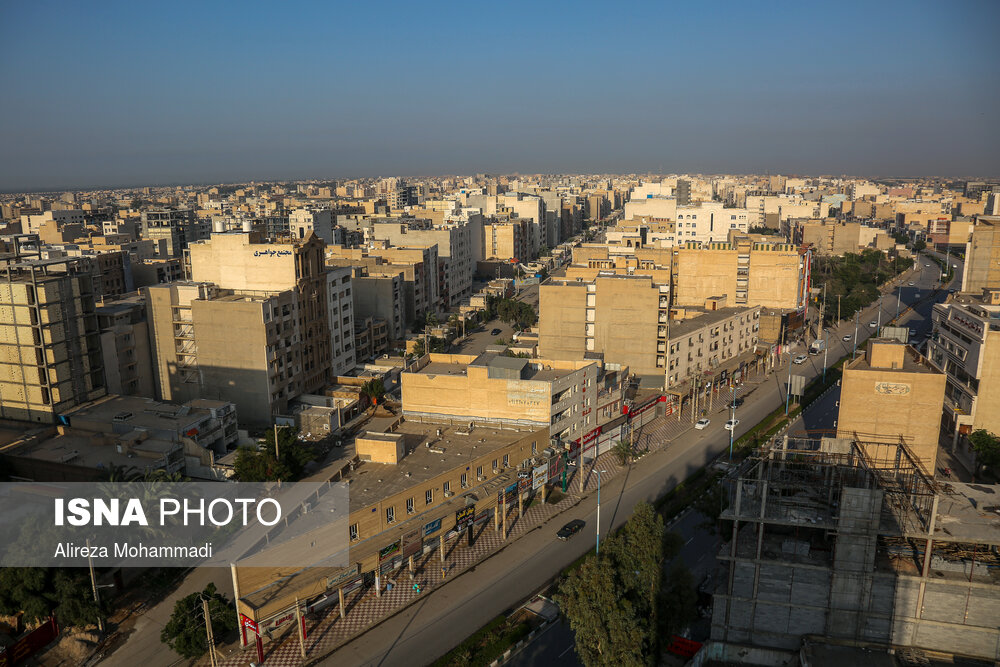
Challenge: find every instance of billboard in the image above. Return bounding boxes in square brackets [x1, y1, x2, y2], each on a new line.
[455, 506, 475, 531]
[423, 518, 442, 537]
[532, 463, 548, 490]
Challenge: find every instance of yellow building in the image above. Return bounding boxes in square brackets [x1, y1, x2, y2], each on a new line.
[0, 255, 106, 423]
[672, 237, 810, 311]
[837, 339, 945, 472]
[962, 216, 1000, 294]
[402, 352, 599, 441]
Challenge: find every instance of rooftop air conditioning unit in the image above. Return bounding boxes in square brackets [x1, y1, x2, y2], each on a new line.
[443, 491, 453, 498]
[493, 468, 501, 474]
[477, 475, 486, 481]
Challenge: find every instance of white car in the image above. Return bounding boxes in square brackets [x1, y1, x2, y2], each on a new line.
[724, 419, 740, 431]
[793, 354, 807, 364]
[843, 334, 852, 341]
[908, 282, 914, 286]
[869, 321, 877, 328]
[695, 418, 710, 430]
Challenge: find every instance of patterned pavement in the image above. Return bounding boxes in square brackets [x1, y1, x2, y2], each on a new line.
[203, 365, 782, 666]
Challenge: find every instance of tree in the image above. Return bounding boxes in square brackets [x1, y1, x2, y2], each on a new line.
[361, 378, 386, 406]
[160, 583, 237, 660]
[556, 556, 647, 666]
[0, 567, 104, 628]
[969, 429, 1000, 475]
[657, 561, 698, 638]
[613, 440, 631, 466]
[233, 428, 313, 482]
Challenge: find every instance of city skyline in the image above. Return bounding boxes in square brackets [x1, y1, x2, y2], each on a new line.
[2, 0, 999, 191]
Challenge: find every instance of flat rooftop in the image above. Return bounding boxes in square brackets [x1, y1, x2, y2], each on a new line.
[345, 417, 543, 511]
[668, 306, 756, 339]
[933, 482, 1000, 545]
[68, 395, 230, 430]
[846, 340, 941, 375]
[12, 431, 179, 472]
[414, 352, 585, 383]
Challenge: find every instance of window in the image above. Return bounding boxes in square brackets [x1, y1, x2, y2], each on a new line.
[492, 459, 498, 471]
[477, 465, 483, 478]
[502, 454, 509, 467]
[531, 441, 537, 455]
[349, 523, 359, 541]
[425, 489, 433, 505]
[406, 498, 414, 514]
[386, 507, 395, 523]
[461, 473, 468, 488]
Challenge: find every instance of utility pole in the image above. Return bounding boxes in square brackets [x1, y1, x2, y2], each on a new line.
[595, 469, 606, 555]
[203, 597, 218, 667]
[294, 597, 306, 659]
[784, 349, 793, 416]
[820, 284, 828, 383]
[274, 423, 280, 461]
[853, 313, 859, 360]
[877, 295, 882, 331]
[837, 294, 841, 324]
[87, 538, 104, 633]
[728, 397, 736, 460]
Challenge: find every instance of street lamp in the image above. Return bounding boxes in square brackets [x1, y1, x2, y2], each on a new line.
[728, 398, 737, 460]
[596, 469, 607, 556]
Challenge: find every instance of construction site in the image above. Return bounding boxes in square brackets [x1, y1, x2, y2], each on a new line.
[709, 435, 1000, 664]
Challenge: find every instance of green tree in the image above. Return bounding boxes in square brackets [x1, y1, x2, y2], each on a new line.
[233, 428, 312, 482]
[160, 583, 237, 660]
[556, 556, 647, 666]
[912, 239, 926, 252]
[657, 561, 698, 638]
[0, 567, 104, 628]
[969, 429, 1000, 475]
[613, 440, 631, 466]
[361, 378, 386, 406]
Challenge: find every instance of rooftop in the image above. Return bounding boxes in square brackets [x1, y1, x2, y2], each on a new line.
[68, 394, 232, 432]
[344, 417, 543, 511]
[668, 306, 757, 339]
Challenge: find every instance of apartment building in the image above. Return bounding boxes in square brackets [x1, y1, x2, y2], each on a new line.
[926, 290, 1000, 469]
[349, 266, 405, 343]
[837, 339, 946, 472]
[20, 209, 86, 234]
[623, 195, 677, 222]
[187, 232, 356, 378]
[140, 209, 209, 257]
[672, 238, 811, 312]
[132, 258, 183, 287]
[482, 218, 531, 262]
[97, 294, 155, 398]
[962, 216, 1000, 293]
[665, 303, 761, 387]
[538, 274, 670, 378]
[327, 244, 438, 325]
[402, 352, 600, 442]
[674, 202, 750, 244]
[289, 208, 340, 245]
[371, 219, 477, 307]
[796, 220, 893, 255]
[0, 255, 106, 423]
[146, 282, 304, 422]
[353, 315, 390, 361]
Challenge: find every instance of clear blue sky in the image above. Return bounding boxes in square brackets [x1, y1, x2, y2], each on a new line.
[1, 0, 998, 191]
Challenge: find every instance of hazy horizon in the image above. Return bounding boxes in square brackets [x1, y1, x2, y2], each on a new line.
[2, 0, 998, 192]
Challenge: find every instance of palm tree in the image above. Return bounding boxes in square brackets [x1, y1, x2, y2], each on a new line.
[613, 440, 631, 466]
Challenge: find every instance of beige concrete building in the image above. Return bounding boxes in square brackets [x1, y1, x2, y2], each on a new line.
[402, 352, 599, 441]
[665, 304, 761, 387]
[962, 216, 1000, 294]
[672, 238, 811, 312]
[926, 290, 1000, 470]
[796, 220, 892, 256]
[837, 339, 946, 472]
[0, 255, 106, 423]
[348, 266, 405, 343]
[538, 274, 670, 377]
[482, 218, 531, 262]
[327, 243, 438, 325]
[97, 294, 155, 398]
[188, 232, 356, 377]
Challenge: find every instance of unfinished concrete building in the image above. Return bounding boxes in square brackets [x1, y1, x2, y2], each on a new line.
[711, 436, 1000, 663]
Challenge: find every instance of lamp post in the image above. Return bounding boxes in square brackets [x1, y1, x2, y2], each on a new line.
[852, 313, 859, 360]
[784, 348, 793, 415]
[596, 469, 607, 555]
[728, 398, 736, 460]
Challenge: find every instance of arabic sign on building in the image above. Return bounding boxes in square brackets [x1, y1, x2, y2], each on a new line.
[378, 539, 401, 563]
[532, 463, 548, 489]
[455, 506, 475, 531]
[423, 518, 442, 536]
[325, 563, 360, 589]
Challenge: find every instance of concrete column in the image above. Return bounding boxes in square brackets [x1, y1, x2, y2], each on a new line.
[494, 505, 500, 530]
[502, 500, 507, 540]
[518, 491, 524, 518]
[542, 484, 548, 503]
[408, 555, 415, 577]
[338, 587, 345, 619]
[375, 571, 381, 597]
[439, 534, 445, 563]
[231, 563, 245, 648]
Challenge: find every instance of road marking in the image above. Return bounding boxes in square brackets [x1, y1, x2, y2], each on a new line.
[559, 645, 574, 658]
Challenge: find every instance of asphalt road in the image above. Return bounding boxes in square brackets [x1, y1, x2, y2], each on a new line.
[315, 261, 934, 666]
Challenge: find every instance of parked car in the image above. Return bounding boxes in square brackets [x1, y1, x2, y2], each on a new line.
[695, 418, 711, 430]
[724, 419, 740, 431]
[490, 328, 502, 336]
[908, 281, 914, 286]
[793, 354, 807, 364]
[842, 334, 852, 341]
[869, 321, 877, 328]
[557, 519, 586, 540]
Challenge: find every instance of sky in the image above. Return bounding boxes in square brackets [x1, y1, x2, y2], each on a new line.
[1, 0, 998, 191]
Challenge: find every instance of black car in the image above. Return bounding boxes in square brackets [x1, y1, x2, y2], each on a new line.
[490, 328, 502, 335]
[557, 519, 586, 540]
[732, 397, 745, 408]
